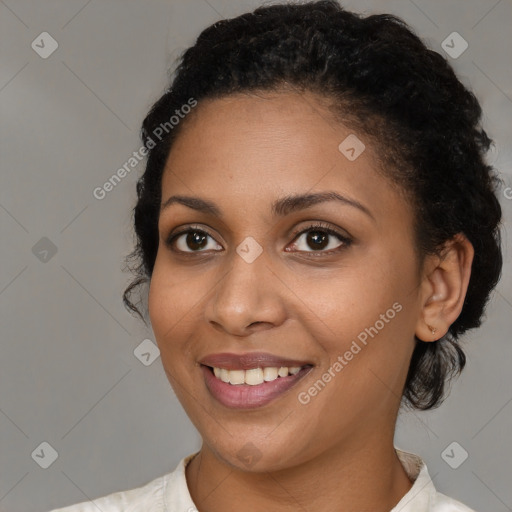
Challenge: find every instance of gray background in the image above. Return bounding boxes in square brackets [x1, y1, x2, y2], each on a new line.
[0, 0, 511, 511]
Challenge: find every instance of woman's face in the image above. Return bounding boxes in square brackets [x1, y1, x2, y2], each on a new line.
[149, 91, 423, 471]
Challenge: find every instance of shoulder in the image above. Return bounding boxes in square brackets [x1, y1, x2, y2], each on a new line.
[48, 453, 199, 512]
[432, 491, 477, 512]
[48, 473, 167, 512]
[393, 448, 477, 512]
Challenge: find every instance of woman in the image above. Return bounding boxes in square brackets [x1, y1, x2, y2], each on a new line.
[51, 1, 502, 510]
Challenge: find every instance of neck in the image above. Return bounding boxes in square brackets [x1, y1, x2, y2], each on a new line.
[185, 434, 413, 512]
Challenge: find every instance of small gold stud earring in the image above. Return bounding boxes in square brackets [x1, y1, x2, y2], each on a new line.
[427, 325, 437, 335]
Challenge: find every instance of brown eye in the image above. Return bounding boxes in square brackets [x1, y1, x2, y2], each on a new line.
[305, 231, 330, 250]
[289, 223, 352, 255]
[167, 229, 222, 253]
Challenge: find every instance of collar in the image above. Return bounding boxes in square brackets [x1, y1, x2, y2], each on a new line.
[391, 448, 437, 511]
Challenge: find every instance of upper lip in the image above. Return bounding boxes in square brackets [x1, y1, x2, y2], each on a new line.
[199, 352, 313, 370]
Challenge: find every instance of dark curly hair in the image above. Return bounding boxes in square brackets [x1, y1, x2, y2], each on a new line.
[122, 0, 502, 410]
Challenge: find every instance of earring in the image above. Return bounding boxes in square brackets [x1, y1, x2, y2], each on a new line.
[427, 325, 437, 335]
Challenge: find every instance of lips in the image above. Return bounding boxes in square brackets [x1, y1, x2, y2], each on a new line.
[199, 352, 312, 370]
[199, 352, 313, 409]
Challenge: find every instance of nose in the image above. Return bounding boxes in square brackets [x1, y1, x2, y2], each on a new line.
[204, 248, 287, 337]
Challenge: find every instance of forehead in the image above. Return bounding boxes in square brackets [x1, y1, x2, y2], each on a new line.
[160, 91, 407, 223]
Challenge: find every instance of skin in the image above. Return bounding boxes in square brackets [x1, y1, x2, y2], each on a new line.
[148, 90, 474, 512]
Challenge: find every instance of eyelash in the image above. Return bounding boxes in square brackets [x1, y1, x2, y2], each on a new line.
[165, 221, 352, 257]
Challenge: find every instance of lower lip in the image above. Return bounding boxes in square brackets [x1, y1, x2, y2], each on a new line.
[201, 365, 312, 409]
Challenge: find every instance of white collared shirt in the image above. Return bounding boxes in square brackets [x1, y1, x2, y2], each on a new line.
[49, 449, 476, 511]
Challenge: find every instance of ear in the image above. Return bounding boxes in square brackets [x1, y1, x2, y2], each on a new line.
[415, 233, 474, 342]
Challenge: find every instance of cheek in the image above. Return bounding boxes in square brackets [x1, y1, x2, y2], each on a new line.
[148, 262, 203, 403]
[297, 247, 418, 396]
[148, 258, 197, 354]
[148, 268, 174, 341]
[297, 253, 414, 341]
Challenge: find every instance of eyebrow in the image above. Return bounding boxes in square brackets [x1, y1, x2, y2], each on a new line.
[160, 191, 374, 221]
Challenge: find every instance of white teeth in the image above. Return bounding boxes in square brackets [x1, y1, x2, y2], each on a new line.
[278, 367, 288, 377]
[212, 366, 304, 385]
[245, 368, 264, 385]
[263, 367, 278, 382]
[229, 370, 245, 385]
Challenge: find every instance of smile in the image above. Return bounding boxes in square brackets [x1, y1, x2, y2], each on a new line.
[201, 364, 313, 409]
[212, 366, 302, 385]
